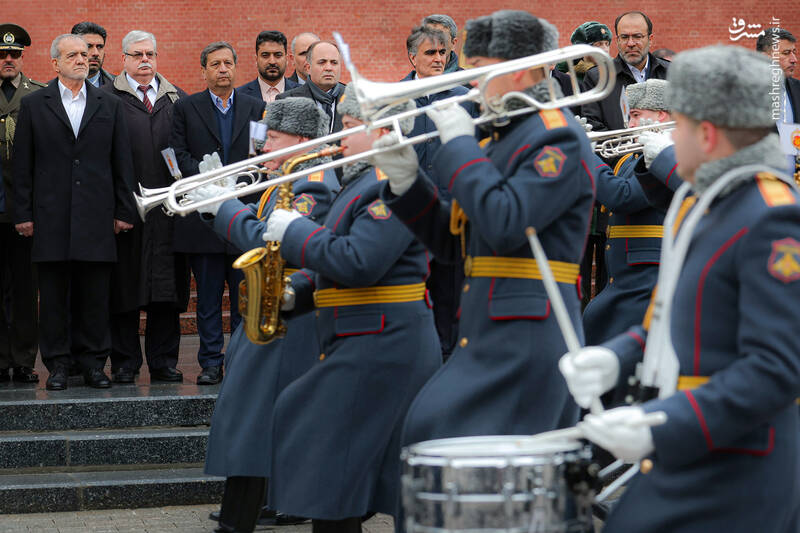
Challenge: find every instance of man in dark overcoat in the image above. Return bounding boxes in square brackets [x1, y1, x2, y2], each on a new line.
[13, 34, 136, 390]
[103, 30, 189, 383]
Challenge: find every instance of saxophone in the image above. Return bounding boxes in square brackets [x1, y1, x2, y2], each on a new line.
[233, 146, 342, 344]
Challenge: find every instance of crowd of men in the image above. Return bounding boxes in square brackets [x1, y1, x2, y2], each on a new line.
[0, 8, 799, 533]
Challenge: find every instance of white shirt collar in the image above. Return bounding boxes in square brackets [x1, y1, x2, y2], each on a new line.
[58, 79, 87, 101]
[125, 72, 159, 94]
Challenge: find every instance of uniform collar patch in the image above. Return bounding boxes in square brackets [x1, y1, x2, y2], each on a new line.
[768, 237, 800, 283]
[533, 145, 567, 178]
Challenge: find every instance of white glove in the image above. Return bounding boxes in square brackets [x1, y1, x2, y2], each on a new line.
[281, 286, 296, 311]
[638, 130, 674, 168]
[427, 104, 474, 144]
[578, 406, 655, 463]
[185, 183, 231, 217]
[262, 209, 302, 243]
[575, 115, 593, 133]
[370, 132, 419, 196]
[559, 346, 619, 409]
[198, 152, 222, 174]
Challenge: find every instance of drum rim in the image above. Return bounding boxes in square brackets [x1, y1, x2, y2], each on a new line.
[403, 434, 583, 459]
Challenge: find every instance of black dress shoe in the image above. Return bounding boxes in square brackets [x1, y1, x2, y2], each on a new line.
[46, 369, 68, 390]
[0, 368, 9, 383]
[84, 368, 111, 389]
[274, 512, 309, 525]
[112, 368, 136, 384]
[150, 367, 183, 382]
[12, 366, 39, 383]
[197, 365, 223, 385]
[209, 507, 276, 523]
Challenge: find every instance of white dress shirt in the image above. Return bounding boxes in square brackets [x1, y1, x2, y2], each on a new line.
[58, 80, 87, 138]
[125, 72, 159, 104]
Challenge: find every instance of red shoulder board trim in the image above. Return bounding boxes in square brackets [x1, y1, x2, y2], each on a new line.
[367, 199, 391, 220]
[540, 109, 567, 130]
[768, 237, 800, 283]
[533, 146, 567, 178]
[308, 171, 324, 182]
[756, 173, 795, 207]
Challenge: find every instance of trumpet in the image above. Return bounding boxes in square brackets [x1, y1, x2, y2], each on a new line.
[589, 121, 675, 159]
[134, 36, 616, 219]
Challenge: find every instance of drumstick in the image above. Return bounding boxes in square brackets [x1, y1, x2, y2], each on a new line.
[526, 410, 667, 444]
[525, 227, 604, 415]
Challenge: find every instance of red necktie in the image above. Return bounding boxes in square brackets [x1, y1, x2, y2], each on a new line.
[138, 85, 153, 112]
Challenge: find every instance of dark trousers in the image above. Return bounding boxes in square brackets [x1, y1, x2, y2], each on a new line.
[426, 259, 463, 361]
[579, 233, 607, 310]
[188, 253, 242, 368]
[312, 518, 361, 533]
[219, 476, 266, 532]
[0, 223, 38, 369]
[110, 302, 180, 372]
[37, 261, 112, 372]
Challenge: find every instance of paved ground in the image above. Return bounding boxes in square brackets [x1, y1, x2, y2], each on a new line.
[0, 505, 395, 532]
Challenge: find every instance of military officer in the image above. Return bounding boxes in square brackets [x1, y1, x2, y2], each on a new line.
[0, 23, 43, 384]
[263, 85, 441, 533]
[190, 97, 339, 533]
[583, 79, 679, 345]
[375, 10, 594, 445]
[561, 46, 800, 532]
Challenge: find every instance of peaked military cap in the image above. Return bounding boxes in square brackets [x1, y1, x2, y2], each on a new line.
[0, 24, 30, 51]
[570, 21, 612, 45]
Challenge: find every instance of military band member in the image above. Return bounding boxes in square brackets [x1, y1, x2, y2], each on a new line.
[191, 97, 339, 533]
[561, 46, 800, 532]
[262, 85, 441, 533]
[0, 23, 43, 384]
[582, 79, 678, 344]
[375, 10, 594, 444]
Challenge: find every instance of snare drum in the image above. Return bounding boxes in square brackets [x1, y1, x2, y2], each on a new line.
[401, 435, 593, 533]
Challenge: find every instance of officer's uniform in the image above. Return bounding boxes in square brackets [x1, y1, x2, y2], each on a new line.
[583, 147, 679, 344]
[204, 167, 339, 480]
[384, 105, 594, 443]
[602, 168, 800, 532]
[269, 164, 441, 520]
[0, 24, 44, 378]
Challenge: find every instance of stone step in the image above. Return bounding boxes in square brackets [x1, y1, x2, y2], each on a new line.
[0, 467, 223, 514]
[0, 389, 217, 432]
[0, 427, 209, 470]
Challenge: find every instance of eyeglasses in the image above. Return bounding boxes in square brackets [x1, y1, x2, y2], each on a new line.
[0, 50, 22, 59]
[124, 51, 157, 60]
[618, 34, 648, 43]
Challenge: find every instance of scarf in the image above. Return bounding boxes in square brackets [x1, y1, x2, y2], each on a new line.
[306, 81, 345, 130]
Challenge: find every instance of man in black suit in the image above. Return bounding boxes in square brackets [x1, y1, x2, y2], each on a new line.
[278, 41, 345, 133]
[756, 28, 799, 174]
[71, 22, 114, 87]
[169, 41, 264, 385]
[579, 11, 669, 132]
[286, 32, 319, 86]
[238, 31, 298, 104]
[12, 34, 136, 390]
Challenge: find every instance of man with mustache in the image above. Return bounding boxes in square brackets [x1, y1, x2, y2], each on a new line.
[71, 21, 114, 88]
[278, 41, 345, 133]
[169, 42, 264, 386]
[239, 31, 298, 104]
[0, 23, 44, 386]
[579, 11, 670, 132]
[12, 34, 136, 390]
[103, 30, 189, 385]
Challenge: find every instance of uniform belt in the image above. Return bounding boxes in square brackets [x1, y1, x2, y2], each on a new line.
[608, 225, 664, 239]
[285, 268, 299, 276]
[314, 282, 426, 307]
[465, 256, 579, 283]
[677, 375, 800, 404]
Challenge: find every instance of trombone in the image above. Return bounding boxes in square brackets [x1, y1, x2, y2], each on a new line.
[135, 36, 616, 219]
[589, 121, 675, 159]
